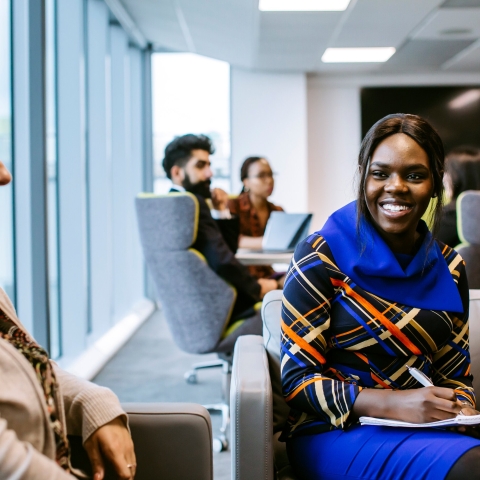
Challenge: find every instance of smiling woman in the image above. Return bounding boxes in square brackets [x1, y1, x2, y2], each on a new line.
[281, 114, 480, 480]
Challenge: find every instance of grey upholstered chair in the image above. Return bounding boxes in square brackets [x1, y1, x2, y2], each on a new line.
[231, 288, 480, 480]
[231, 289, 295, 480]
[456, 190, 480, 289]
[70, 403, 213, 480]
[135, 192, 258, 451]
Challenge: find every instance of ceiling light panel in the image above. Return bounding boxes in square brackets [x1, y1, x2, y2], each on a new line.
[259, 0, 350, 11]
[322, 47, 396, 63]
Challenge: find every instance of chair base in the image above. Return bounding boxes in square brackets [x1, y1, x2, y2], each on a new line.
[184, 354, 232, 452]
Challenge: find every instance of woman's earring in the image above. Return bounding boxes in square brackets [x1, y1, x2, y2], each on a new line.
[432, 193, 438, 198]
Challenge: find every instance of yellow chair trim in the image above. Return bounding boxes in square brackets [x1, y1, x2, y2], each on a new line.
[456, 192, 469, 246]
[137, 191, 200, 246]
[223, 319, 245, 338]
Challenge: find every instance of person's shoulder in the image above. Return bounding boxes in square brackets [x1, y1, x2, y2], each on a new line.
[435, 238, 465, 271]
[294, 233, 337, 266]
[267, 199, 283, 212]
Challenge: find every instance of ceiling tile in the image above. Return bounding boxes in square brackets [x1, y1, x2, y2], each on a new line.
[413, 8, 480, 39]
[120, 0, 188, 51]
[333, 0, 445, 48]
[442, 0, 480, 7]
[381, 39, 475, 71]
[443, 40, 480, 70]
[256, 12, 340, 69]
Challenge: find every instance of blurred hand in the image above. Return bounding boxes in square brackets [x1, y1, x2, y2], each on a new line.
[258, 278, 278, 298]
[84, 416, 136, 480]
[211, 188, 229, 211]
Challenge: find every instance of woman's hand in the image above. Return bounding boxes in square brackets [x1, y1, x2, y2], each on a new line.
[353, 387, 464, 424]
[453, 405, 480, 438]
[84, 416, 136, 480]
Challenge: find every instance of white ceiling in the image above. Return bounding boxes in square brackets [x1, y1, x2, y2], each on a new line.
[119, 0, 480, 74]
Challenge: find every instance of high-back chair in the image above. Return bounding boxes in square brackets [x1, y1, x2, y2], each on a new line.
[135, 192, 255, 451]
[456, 190, 480, 289]
[231, 288, 480, 480]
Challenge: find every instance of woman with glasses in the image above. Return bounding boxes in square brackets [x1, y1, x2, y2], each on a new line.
[228, 156, 284, 280]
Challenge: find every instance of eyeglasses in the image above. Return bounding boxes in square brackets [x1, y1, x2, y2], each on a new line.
[248, 172, 277, 180]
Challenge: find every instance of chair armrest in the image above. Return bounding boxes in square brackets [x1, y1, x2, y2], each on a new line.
[231, 335, 273, 480]
[70, 403, 213, 480]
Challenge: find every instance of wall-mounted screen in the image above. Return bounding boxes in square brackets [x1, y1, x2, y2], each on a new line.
[361, 86, 480, 153]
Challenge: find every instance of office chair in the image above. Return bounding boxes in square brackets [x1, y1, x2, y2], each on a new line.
[456, 190, 480, 289]
[135, 192, 260, 451]
[70, 403, 213, 480]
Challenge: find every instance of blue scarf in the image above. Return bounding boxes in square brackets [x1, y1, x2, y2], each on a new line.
[319, 201, 463, 313]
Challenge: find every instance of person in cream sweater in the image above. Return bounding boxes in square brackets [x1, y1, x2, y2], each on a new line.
[0, 160, 136, 479]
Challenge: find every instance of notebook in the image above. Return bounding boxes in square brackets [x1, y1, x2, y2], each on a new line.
[261, 212, 312, 253]
[359, 414, 480, 429]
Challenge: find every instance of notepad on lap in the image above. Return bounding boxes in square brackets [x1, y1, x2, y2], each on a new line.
[359, 414, 480, 428]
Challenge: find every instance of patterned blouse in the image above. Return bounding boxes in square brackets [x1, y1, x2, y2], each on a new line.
[0, 307, 71, 470]
[228, 192, 283, 279]
[280, 233, 474, 439]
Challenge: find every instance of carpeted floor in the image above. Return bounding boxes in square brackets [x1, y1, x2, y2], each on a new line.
[92, 309, 231, 480]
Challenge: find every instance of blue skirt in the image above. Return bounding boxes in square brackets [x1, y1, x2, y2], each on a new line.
[287, 425, 480, 480]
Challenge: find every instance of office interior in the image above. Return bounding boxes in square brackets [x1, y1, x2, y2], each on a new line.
[1, 0, 480, 479]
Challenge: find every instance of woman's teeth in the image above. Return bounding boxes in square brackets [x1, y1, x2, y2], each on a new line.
[382, 204, 410, 212]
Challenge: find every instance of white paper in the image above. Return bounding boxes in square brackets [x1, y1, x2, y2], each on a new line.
[359, 414, 480, 428]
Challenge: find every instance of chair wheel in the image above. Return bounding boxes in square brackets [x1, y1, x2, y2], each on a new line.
[213, 435, 228, 453]
[184, 371, 197, 384]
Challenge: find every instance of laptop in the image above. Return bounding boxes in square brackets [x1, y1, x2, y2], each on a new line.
[260, 212, 313, 253]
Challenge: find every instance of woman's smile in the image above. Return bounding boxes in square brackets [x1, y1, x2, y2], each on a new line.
[365, 133, 434, 252]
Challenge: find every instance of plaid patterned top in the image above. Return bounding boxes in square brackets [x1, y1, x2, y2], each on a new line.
[281, 233, 474, 439]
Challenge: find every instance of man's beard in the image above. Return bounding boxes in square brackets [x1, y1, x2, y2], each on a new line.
[182, 174, 212, 199]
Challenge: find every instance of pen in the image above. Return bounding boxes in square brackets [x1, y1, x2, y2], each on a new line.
[405, 365, 434, 387]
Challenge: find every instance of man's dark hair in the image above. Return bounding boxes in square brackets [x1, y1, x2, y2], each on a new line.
[162, 134, 215, 179]
[357, 113, 445, 237]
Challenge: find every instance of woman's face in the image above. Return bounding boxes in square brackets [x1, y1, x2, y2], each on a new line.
[0, 161, 11, 186]
[365, 133, 434, 244]
[243, 159, 274, 199]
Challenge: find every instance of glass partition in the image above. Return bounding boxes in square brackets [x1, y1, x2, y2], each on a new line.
[0, 0, 14, 302]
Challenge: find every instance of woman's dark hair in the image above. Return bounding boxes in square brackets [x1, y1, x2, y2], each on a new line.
[445, 146, 480, 200]
[357, 113, 445, 237]
[162, 134, 215, 179]
[240, 156, 263, 193]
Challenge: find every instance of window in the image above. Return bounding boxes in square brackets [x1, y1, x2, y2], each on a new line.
[0, 0, 14, 301]
[45, 0, 61, 358]
[152, 53, 231, 193]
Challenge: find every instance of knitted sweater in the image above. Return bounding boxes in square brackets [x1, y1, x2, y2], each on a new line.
[0, 288, 126, 479]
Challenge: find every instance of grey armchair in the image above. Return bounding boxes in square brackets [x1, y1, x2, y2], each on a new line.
[456, 190, 480, 288]
[231, 289, 480, 480]
[135, 192, 259, 451]
[70, 403, 213, 480]
[230, 289, 295, 480]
